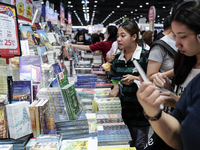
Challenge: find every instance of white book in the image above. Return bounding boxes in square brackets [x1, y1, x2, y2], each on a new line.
[0, 144, 13, 150]
[6, 101, 32, 139]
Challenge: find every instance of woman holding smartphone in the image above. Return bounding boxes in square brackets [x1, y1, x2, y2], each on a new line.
[109, 20, 150, 150]
[137, 1, 200, 149]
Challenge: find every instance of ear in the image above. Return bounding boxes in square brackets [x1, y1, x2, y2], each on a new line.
[197, 34, 200, 44]
[132, 34, 137, 42]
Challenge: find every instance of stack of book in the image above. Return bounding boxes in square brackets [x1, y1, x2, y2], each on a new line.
[47, 51, 56, 64]
[0, 98, 8, 139]
[96, 111, 132, 145]
[37, 46, 48, 64]
[10, 67, 20, 81]
[6, 101, 32, 139]
[96, 97, 121, 111]
[74, 74, 97, 88]
[30, 134, 62, 150]
[0, 58, 7, 94]
[94, 88, 111, 98]
[85, 113, 97, 137]
[0, 134, 32, 150]
[41, 64, 51, 88]
[55, 111, 89, 140]
[93, 52, 102, 64]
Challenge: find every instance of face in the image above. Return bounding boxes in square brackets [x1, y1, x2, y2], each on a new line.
[117, 26, 136, 50]
[78, 35, 84, 42]
[172, 21, 200, 56]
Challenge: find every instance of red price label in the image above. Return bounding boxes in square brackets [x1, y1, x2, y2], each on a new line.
[7, 33, 12, 37]
[4, 39, 15, 46]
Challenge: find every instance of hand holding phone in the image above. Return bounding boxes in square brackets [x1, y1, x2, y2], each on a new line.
[133, 60, 165, 109]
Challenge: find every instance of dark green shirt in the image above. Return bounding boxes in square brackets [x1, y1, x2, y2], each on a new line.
[110, 47, 149, 126]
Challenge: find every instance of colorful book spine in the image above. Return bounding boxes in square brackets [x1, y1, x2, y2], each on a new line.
[29, 100, 38, 138]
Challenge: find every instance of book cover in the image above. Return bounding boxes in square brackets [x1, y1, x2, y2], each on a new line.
[29, 100, 39, 138]
[6, 102, 32, 139]
[19, 25, 38, 45]
[19, 55, 42, 82]
[37, 46, 48, 64]
[0, 104, 8, 139]
[52, 62, 62, 74]
[36, 30, 53, 50]
[12, 81, 32, 104]
[34, 100, 45, 137]
[60, 137, 97, 150]
[20, 40, 30, 56]
[62, 84, 81, 120]
[0, 145, 13, 150]
[10, 57, 19, 68]
[57, 69, 69, 88]
[38, 99, 50, 135]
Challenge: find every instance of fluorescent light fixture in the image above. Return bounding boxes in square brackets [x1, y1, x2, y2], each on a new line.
[117, 5, 120, 8]
[140, 5, 143, 8]
[146, 2, 149, 5]
[163, 6, 166, 8]
[131, 11, 133, 13]
[120, 2, 124, 4]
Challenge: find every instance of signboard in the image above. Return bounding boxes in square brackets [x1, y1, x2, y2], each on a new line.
[60, 4, 65, 26]
[0, 2, 21, 56]
[148, 6, 156, 31]
[12, 0, 33, 22]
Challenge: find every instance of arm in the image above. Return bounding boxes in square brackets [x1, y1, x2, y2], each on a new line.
[106, 53, 116, 63]
[147, 60, 162, 81]
[64, 42, 91, 51]
[137, 81, 183, 149]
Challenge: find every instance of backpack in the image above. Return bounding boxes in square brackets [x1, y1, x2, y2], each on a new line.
[150, 40, 176, 58]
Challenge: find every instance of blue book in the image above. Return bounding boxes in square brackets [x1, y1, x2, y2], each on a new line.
[52, 62, 62, 74]
[12, 81, 32, 104]
[37, 46, 48, 64]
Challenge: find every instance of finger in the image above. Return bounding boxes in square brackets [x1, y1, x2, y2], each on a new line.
[153, 78, 163, 88]
[137, 82, 155, 97]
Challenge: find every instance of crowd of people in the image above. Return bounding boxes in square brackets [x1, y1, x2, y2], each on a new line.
[63, 1, 200, 149]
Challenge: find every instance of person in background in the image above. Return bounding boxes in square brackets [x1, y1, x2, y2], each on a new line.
[155, 16, 171, 41]
[106, 41, 119, 63]
[137, 1, 200, 149]
[138, 30, 154, 50]
[64, 25, 117, 63]
[153, 30, 158, 42]
[91, 33, 100, 44]
[99, 33, 105, 41]
[109, 20, 150, 150]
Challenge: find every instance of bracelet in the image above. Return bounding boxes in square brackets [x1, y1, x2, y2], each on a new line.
[143, 110, 162, 121]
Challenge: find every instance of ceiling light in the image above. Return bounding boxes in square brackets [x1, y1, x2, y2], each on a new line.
[135, 9, 137, 11]
[131, 11, 133, 13]
[81, 0, 84, 4]
[146, 2, 149, 5]
[94, 5, 97, 7]
[140, 5, 143, 8]
[163, 6, 166, 8]
[95, 1, 98, 3]
[157, 15, 160, 17]
[68, 1, 71, 4]
[140, 15, 143, 17]
[162, 18, 164, 20]
[124, 15, 127, 17]
[71, 5, 73, 7]
[73, 10, 76, 12]
[112, 11, 115, 13]
[120, 2, 124, 4]
[117, 5, 120, 8]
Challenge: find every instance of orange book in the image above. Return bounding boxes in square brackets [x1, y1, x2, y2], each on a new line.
[29, 100, 39, 138]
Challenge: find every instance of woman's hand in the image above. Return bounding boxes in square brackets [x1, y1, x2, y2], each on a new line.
[121, 74, 139, 85]
[160, 92, 179, 108]
[64, 42, 71, 47]
[137, 81, 164, 117]
[152, 73, 173, 91]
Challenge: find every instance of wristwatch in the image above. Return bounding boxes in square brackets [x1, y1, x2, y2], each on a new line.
[143, 110, 162, 121]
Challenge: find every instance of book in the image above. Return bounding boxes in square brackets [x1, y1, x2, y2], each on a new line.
[38, 99, 50, 134]
[0, 144, 13, 150]
[25, 138, 36, 150]
[30, 134, 62, 150]
[20, 40, 30, 56]
[6, 102, 32, 139]
[99, 148, 136, 150]
[29, 100, 39, 138]
[60, 137, 98, 150]
[19, 55, 42, 82]
[34, 100, 45, 137]
[19, 25, 38, 46]
[37, 46, 48, 64]
[12, 81, 33, 104]
[57, 69, 69, 88]
[0, 100, 8, 139]
[36, 30, 53, 50]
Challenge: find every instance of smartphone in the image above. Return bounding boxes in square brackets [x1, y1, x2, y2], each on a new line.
[133, 60, 166, 109]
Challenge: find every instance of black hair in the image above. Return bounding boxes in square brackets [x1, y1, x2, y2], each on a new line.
[99, 33, 104, 41]
[107, 25, 118, 42]
[171, 1, 200, 86]
[91, 33, 100, 44]
[74, 31, 85, 42]
[119, 20, 140, 43]
[163, 15, 171, 30]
